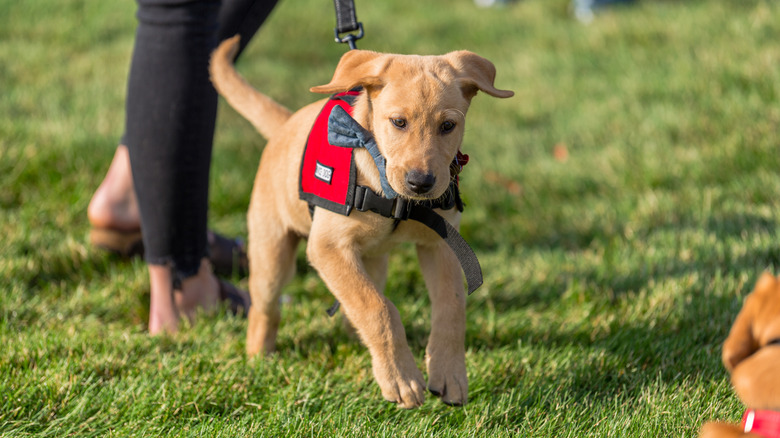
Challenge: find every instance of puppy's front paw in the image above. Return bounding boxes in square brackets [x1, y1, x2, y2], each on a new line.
[426, 352, 468, 406]
[373, 357, 426, 409]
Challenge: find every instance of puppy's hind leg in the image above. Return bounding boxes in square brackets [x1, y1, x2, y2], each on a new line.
[246, 211, 299, 357]
[417, 241, 468, 406]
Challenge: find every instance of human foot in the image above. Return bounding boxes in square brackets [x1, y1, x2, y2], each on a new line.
[148, 259, 219, 334]
[174, 259, 221, 323]
[87, 145, 140, 231]
[148, 259, 250, 334]
[148, 263, 180, 335]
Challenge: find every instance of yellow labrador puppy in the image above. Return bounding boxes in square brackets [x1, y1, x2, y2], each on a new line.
[210, 36, 512, 408]
[701, 273, 780, 437]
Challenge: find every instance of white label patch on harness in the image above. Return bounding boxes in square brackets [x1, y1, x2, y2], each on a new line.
[315, 161, 334, 184]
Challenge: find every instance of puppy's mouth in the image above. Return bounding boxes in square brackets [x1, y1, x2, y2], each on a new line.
[393, 151, 469, 201]
[397, 193, 440, 203]
[393, 177, 455, 204]
[400, 190, 447, 202]
[395, 184, 445, 202]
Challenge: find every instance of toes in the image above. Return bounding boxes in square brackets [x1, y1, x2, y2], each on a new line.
[442, 378, 467, 406]
[381, 377, 426, 409]
[400, 378, 426, 408]
[428, 373, 468, 406]
[428, 372, 444, 396]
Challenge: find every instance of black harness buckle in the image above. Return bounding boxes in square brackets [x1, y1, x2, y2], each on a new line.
[354, 185, 410, 220]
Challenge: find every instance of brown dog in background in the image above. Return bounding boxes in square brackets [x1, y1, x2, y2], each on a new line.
[700, 273, 780, 437]
[209, 36, 513, 408]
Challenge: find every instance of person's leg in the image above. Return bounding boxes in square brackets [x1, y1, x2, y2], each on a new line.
[123, 0, 276, 333]
[123, 0, 221, 333]
[87, 0, 277, 236]
[88, 0, 277, 237]
[217, 0, 278, 59]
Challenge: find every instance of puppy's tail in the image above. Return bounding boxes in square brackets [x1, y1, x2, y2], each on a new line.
[209, 35, 292, 140]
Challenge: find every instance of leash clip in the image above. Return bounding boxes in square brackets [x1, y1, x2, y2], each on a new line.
[334, 22, 364, 50]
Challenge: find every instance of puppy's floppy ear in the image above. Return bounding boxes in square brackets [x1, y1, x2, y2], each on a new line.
[721, 273, 778, 372]
[310, 50, 387, 94]
[445, 50, 514, 100]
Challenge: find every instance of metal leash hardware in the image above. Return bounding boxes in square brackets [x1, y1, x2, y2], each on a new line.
[332, 0, 364, 50]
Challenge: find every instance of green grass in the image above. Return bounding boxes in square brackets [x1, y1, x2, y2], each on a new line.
[2, 0, 780, 436]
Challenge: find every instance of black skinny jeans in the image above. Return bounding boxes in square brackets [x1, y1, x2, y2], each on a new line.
[124, 0, 277, 279]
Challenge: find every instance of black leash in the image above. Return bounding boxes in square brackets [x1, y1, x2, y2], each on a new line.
[332, 0, 364, 50]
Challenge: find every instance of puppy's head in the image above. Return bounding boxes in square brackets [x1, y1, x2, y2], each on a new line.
[722, 273, 780, 372]
[312, 50, 513, 200]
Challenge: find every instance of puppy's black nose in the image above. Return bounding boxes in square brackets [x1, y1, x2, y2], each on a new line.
[405, 170, 436, 194]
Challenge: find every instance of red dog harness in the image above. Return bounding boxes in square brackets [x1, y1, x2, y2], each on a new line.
[299, 90, 483, 309]
[743, 409, 780, 437]
[299, 90, 362, 215]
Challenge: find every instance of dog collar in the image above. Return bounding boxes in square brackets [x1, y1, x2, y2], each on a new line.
[743, 409, 780, 437]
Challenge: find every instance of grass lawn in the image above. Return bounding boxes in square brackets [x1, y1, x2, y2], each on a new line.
[2, 0, 780, 436]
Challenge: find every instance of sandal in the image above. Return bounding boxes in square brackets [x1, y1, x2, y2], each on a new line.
[89, 227, 144, 258]
[207, 232, 249, 278]
[218, 279, 251, 317]
[90, 228, 249, 278]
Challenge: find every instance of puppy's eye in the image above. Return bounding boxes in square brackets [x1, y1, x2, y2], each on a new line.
[390, 118, 407, 129]
[440, 120, 456, 134]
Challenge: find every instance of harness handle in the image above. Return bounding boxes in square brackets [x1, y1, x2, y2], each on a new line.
[332, 0, 364, 50]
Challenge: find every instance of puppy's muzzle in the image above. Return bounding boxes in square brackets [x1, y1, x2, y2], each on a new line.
[406, 170, 436, 195]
